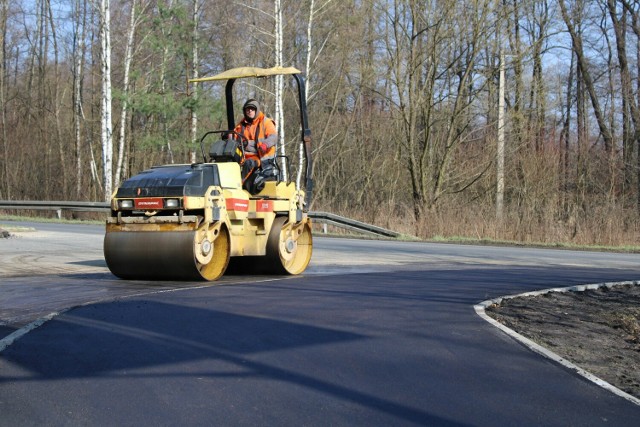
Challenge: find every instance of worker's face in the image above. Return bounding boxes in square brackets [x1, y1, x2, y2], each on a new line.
[244, 106, 256, 119]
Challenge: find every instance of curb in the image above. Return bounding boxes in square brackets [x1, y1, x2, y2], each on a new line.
[474, 280, 640, 407]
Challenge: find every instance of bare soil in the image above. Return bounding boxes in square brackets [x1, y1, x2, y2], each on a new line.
[485, 284, 640, 400]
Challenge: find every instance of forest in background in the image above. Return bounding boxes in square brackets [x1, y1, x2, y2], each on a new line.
[1, 0, 640, 246]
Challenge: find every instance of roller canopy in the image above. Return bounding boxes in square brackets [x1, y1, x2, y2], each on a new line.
[188, 65, 313, 210]
[189, 66, 302, 83]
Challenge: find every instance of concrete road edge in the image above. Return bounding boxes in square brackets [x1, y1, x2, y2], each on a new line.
[474, 280, 640, 407]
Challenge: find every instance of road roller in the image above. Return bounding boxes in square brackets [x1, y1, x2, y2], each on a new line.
[104, 66, 313, 280]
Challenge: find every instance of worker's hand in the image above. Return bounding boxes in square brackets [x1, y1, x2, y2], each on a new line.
[257, 142, 268, 156]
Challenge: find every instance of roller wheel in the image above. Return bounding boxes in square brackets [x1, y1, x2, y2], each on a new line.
[265, 216, 312, 275]
[198, 226, 231, 281]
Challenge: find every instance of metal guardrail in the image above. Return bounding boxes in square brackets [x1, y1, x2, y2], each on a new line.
[0, 200, 400, 238]
[309, 211, 400, 238]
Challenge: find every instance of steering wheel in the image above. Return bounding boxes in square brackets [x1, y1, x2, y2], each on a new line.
[198, 130, 250, 163]
[224, 130, 250, 160]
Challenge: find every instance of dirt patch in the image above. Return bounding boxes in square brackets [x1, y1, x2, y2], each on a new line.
[0, 228, 10, 238]
[485, 283, 640, 400]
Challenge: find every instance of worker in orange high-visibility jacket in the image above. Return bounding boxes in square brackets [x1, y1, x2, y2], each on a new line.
[233, 98, 279, 194]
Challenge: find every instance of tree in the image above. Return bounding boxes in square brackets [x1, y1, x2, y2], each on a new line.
[99, 0, 113, 201]
[115, 0, 144, 185]
[0, 0, 7, 200]
[559, 0, 614, 153]
[189, 0, 200, 164]
[73, 0, 88, 199]
[384, 0, 493, 219]
[614, 0, 640, 210]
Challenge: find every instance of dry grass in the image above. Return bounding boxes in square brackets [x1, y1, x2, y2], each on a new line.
[613, 309, 640, 346]
[324, 197, 640, 250]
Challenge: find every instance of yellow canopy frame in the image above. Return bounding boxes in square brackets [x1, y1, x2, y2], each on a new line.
[189, 66, 301, 83]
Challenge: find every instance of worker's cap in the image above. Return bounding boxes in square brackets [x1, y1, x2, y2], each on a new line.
[243, 99, 260, 113]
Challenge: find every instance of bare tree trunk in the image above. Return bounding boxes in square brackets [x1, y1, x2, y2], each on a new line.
[274, 0, 285, 180]
[38, 0, 50, 195]
[559, 0, 614, 152]
[100, 0, 113, 201]
[45, 0, 68, 198]
[299, 0, 315, 189]
[0, 0, 7, 199]
[561, 51, 575, 215]
[608, 0, 635, 203]
[618, 0, 640, 211]
[299, 0, 334, 190]
[116, 0, 139, 183]
[73, 0, 87, 199]
[190, 0, 199, 164]
[576, 49, 586, 208]
[160, 0, 174, 164]
[497, 51, 505, 221]
[25, 0, 42, 129]
[508, 0, 524, 149]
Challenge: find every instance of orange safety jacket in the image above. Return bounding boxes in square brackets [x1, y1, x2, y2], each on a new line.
[234, 112, 277, 163]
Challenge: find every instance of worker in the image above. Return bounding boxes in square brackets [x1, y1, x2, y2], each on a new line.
[233, 98, 278, 194]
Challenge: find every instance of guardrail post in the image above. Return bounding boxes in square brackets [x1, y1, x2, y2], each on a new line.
[56, 209, 62, 219]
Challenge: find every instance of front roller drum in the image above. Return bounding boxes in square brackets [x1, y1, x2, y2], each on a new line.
[104, 227, 230, 281]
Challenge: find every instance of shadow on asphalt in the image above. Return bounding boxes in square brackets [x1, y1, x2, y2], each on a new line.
[3, 300, 362, 375]
[0, 297, 466, 426]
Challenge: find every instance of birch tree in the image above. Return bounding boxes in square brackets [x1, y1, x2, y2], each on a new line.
[99, 0, 113, 200]
[190, 0, 200, 164]
[160, 0, 175, 164]
[274, 0, 285, 179]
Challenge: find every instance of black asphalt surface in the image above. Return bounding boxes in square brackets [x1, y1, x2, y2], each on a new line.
[2, 221, 640, 425]
[2, 263, 640, 425]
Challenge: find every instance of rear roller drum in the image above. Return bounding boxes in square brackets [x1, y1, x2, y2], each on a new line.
[265, 216, 312, 275]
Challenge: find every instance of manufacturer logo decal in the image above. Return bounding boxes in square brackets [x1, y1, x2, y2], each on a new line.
[226, 198, 249, 212]
[134, 198, 163, 209]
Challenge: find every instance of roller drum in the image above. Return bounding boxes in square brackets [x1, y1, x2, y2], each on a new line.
[104, 230, 207, 281]
[258, 216, 313, 275]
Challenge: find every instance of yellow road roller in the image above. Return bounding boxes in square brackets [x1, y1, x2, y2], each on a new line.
[104, 66, 313, 280]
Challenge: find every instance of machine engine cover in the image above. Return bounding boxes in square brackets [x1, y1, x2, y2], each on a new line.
[116, 164, 220, 198]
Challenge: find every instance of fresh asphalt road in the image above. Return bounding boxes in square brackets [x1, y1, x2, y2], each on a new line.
[1, 222, 640, 425]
